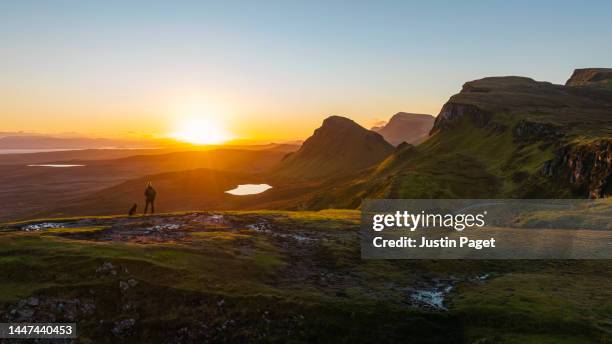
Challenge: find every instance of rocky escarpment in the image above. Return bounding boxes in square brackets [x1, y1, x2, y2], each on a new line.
[513, 120, 563, 143]
[431, 74, 612, 137]
[541, 140, 612, 198]
[430, 76, 560, 135]
[430, 103, 492, 134]
[566, 68, 612, 88]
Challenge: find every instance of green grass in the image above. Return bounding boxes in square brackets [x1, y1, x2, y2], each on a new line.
[0, 212, 610, 343]
[454, 269, 611, 343]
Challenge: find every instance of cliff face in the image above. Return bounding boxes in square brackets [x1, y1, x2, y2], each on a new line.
[513, 120, 562, 143]
[430, 103, 492, 134]
[542, 140, 612, 198]
[566, 68, 612, 89]
[430, 76, 564, 135]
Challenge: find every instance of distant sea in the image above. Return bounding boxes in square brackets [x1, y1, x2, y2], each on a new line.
[0, 148, 81, 155]
[0, 147, 156, 155]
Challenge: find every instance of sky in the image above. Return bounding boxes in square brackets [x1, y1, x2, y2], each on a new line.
[1, 0, 611, 142]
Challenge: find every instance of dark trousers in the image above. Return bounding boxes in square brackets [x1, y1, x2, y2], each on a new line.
[144, 199, 155, 214]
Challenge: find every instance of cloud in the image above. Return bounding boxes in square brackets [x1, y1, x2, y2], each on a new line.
[370, 119, 387, 130]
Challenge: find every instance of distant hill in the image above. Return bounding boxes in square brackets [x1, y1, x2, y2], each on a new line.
[565, 68, 612, 89]
[274, 116, 394, 179]
[372, 112, 434, 146]
[0, 148, 170, 166]
[81, 145, 299, 175]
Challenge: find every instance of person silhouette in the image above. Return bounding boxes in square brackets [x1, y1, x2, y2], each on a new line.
[144, 182, 157, 215]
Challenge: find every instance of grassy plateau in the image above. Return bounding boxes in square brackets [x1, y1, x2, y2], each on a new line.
[0, 210, 609, 343]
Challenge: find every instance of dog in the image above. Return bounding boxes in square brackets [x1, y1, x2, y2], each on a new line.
[128, 203, 138, 216]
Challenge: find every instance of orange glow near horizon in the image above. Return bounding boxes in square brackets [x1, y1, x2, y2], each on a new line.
[0, 92, 440, 143]
[170, 115, 234, 145]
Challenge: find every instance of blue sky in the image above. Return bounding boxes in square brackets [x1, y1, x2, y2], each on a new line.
[1, 1, 611, 139]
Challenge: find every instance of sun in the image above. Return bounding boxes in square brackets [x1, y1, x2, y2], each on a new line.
[171, 116, 233, 145]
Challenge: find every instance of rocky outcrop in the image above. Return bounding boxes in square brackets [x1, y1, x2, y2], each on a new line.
[566, 68, 612, 88]
[513, 120, 563, 143]
[430, 103, 491, 135]
[541, 140, 611, 198]
[3, 296, 97, 323]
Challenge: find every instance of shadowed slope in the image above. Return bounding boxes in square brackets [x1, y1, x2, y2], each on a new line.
[275, 116, 394, 180]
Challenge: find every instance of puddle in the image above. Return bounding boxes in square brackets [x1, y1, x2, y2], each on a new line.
[22, 223, 66, 231]
[149, 224, 180, 231]
[27, 164, 85, 168]
[225, 184, 272, 195]
[475, 273, 490, 282]
[278, 233, 313, 242]
[179, 213, 227, 225]
[206, 215, 225, 224]
[247, 222, 314, 242]
[247, 223, 271, 232]
[406, 274, 493, 310]
[410, 286, 453, 310]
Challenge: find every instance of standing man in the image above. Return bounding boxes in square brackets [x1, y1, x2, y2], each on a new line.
[144, 182, 157, 215]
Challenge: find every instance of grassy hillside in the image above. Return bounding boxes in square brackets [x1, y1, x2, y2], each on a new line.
[374, 114, 559, 198]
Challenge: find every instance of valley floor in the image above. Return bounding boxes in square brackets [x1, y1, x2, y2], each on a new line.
[0, 211, 610, 343]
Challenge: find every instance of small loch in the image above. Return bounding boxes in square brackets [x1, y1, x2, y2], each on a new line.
[225, 184, 272, 195]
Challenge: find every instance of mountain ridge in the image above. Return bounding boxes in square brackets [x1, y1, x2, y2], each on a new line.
[566, 68, 612, 89]
[274, 115, 394, 180]
[373, 112, 434, 146]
